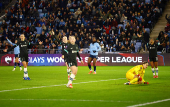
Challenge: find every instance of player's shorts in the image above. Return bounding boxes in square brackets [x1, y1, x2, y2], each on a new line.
[20, 54, 28, 62]
[64, 57, 69, 63]
[15, 54, 20, 58]
[149, 56, 158, 62]
[126, 72, 135, 81]
[68, 61, 77, 67]
[89, 55, 98, 59]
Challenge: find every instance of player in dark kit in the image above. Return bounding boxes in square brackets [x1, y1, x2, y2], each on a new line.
[61, 36, 71, 79]
[63, 36, 84, 88]
[148, 39, 159, 78]
[4, 34, 42, 80]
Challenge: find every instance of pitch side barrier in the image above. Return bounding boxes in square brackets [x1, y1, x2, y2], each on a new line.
[0, 53, 169, 66]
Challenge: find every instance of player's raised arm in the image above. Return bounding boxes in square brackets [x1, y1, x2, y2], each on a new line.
[4, 41, 19, 52]
[6, 37, 16, 46]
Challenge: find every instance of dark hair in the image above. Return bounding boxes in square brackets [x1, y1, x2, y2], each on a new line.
[142, 61, 148, 64]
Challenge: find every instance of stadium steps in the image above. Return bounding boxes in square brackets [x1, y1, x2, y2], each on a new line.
[149, 1, 170, 39]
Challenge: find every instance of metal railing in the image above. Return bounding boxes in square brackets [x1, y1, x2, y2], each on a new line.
[0, 48, 132, 54]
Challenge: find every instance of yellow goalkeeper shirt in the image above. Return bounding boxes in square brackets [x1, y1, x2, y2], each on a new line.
[127, 65, 145, 82]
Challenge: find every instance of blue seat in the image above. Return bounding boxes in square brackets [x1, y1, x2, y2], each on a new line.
[70, 9, 74, 12]
[145, 28, 150, 34]
[38, 9, 42, 13]
[135, 42, 142, 52]
[39, 13, 44, 18]
[118, 24, 123, 28]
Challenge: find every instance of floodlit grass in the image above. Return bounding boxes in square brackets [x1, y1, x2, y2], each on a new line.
[0, 66, 170, 107]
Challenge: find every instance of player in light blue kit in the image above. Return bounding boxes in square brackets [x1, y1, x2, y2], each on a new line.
[88, 37, 101, 74]
[6, 37, 22, 71]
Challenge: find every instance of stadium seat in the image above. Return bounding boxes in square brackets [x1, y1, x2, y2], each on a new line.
[118, 24, 123, 28]
[38, 9, 42, 13]
[39, 13, 44, 18]
[135, 42, 142, 52]
[145, 28, 150, 34]
[70, 9, 74, 12]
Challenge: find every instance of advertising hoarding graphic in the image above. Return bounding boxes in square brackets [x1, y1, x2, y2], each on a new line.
[0, 54, 169, 66]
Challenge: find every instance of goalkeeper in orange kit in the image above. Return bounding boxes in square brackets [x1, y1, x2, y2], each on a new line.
[124, 61, 149, 85]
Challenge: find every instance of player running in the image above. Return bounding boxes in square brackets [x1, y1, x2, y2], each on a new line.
[148, 39, 159, 78]
[61, 36, 71, 79]
[6, 37, 22, 71]
[63, 36, 84, 88]
[4, 34, 42, 80]
[88, 37, 101, 74]
[124, 61, 149, 85]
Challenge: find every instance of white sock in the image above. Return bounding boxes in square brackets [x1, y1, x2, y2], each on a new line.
[68, 74, 75, 84]
[24, 68, 28, 77]
[155, 68, 158, 76]
[67, 69, 70, 76]
[13, 68, 15, 70]
[151, 68, 155, 76]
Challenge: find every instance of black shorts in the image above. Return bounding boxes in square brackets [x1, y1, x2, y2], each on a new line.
[15, 54, 20, 58]
[149, 56, 158, 62]
[20, 55, 28, 62]
[68, 61, 77, 67]
[64, 58, 68, 63]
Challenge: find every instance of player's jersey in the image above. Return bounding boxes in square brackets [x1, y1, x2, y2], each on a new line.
[7, 39, 20, 54]
[16, 40, 29, 56]
[138, 68, 145, 82]
[61, 42, 68, 56]
[127, 65, 144, 75]
[8, 40, 32, 57]
[148, 43, 158, 57]
[89, 42, 101, 56]
[64, 44, 81, 62]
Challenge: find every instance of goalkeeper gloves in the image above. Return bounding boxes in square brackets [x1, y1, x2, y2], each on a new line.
[93, 50, 96, 53]
[137, 74, 142, 81]
[144, 82, 149, 84]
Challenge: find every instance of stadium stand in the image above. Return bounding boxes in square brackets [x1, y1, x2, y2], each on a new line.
[0, 0, 169, 54]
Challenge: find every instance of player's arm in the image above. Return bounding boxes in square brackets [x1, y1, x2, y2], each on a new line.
[134, 66, 143, 81]
[6, 37, 16, 46]
[77, 50, 84, 64]
[96, 43, 101, 52]
[4, 41, 19, 52]
[61, 44, 65, 55]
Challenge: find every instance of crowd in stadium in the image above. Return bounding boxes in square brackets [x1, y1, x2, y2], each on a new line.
[0, 0, 170, 54]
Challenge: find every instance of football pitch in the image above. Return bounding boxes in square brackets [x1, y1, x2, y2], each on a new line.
[0, 66, 170, 107]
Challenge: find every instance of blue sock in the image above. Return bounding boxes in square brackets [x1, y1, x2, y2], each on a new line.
[88, 65, 92, 70]
[14, 63, 17, 68]
[94, 66, 96, 72]
[18, 63, 21, 67]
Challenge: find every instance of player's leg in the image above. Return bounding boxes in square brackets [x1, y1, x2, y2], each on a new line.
[154, 61, 158, 78]
[125, 73, 139, 85]
[22, 61, 28, 80]
[65, 62, 71, 79]
[150, 60, 156, 78]
[12, 54, 17, 71]
[67, 65, 77, 88]
[93, 58, 97, 74]
[15, 57, 22, 71]
[22, 55, 30, 80]
[88, 56, 93, 74]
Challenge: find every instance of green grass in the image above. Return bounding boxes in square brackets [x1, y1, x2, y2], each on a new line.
[0, 66, 170, 107]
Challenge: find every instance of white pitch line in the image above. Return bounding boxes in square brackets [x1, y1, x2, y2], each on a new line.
[0, 99, 134, 103]
[127, 98, 170, 107]
[0, 78, 126, 93]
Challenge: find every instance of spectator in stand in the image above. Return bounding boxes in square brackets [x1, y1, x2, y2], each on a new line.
[103, 25, 111, 35]
[130, 43, 135, 53]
